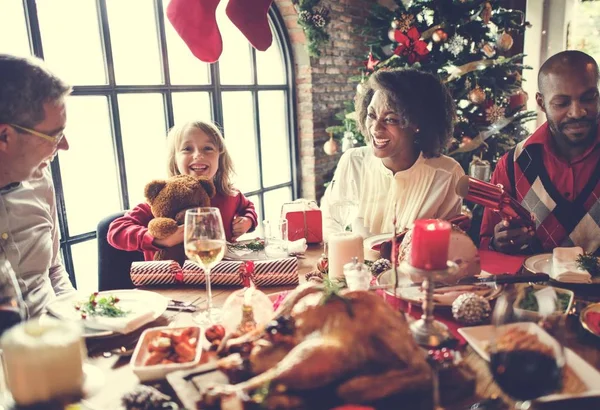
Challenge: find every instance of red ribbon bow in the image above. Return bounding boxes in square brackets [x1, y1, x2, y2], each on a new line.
[238, 260, 255, 287]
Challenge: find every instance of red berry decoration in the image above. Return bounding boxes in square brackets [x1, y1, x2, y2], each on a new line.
[205, 324, 226, 342]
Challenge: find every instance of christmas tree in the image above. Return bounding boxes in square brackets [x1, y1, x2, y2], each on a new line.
[326, 0, 536, 178]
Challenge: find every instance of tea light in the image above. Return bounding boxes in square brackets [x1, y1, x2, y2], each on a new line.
[410, 219, 451, 270]
[0, 318, 86, 406]
[344, 257, 371, 291]
[328, 232, 364, 280]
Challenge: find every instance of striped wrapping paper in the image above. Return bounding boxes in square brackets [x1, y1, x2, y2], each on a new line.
[181, 258, 298, 286]
[130, 258, 298, 287]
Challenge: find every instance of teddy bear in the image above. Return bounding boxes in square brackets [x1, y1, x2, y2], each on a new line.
[145, 174, 216, 264]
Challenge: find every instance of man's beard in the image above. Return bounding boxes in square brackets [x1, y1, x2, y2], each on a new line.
[548, 117, 597, 146]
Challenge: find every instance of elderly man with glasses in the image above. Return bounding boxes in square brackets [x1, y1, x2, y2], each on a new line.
[0, 54, 75, 317]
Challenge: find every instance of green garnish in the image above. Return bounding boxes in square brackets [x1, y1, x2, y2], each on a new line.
[518, 286, 571, 313]
[321, 277, 354, 317]
[228, 238, 265, 252]
[75, 292, 128, 319]
[576, 252, 600, 277]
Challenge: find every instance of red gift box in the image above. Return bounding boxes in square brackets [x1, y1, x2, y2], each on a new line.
[281, 200, 323, 244]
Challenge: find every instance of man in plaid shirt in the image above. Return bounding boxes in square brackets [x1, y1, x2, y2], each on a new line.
[480, 51, 600, 255]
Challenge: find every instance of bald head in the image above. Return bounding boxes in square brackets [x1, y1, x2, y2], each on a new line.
[538, 50, 599, 93]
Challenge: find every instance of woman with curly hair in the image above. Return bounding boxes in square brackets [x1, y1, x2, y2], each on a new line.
[321, 68, 464, 239]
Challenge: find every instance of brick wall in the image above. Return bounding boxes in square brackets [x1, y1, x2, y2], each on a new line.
[273, 0, 373, 202]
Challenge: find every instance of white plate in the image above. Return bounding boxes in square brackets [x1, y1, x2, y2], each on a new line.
[376, 269, 503, 308]
[225, 239, 292, 261]
[523, 253, 553, 275]
[523, 253, 598, 283]
[363, 233, 392, 250]
[44, 290, 169, 338]
[458, 322, 600, 399]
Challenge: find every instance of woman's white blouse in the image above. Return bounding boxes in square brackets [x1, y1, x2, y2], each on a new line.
[321, 146, 464, 240]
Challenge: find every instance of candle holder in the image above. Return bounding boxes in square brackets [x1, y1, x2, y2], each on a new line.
[399, 260, 459, 347]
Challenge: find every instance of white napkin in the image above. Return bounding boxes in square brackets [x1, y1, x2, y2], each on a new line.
[551, 246, 592, 284]
[288, 238, 307, 255]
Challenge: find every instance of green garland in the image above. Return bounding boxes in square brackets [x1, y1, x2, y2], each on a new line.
[293, 0, 331, 57]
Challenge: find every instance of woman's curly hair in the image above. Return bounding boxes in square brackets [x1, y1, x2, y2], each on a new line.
[354, 68, 456, 158]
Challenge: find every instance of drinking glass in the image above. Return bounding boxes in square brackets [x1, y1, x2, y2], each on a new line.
[263, 219, 289, 259]
[184, 207, 226, 325]
[488, 288, 566, 408]
[329, 178, 359, 232]
[0, 255, 25, 338]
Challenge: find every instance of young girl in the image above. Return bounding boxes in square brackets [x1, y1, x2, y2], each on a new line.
[107, 121, 257, 261]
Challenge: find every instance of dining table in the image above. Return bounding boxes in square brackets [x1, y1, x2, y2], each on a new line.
[79, 245, 600, 410]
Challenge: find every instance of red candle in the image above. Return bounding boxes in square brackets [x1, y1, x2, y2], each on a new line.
[410, 219, 451, 270]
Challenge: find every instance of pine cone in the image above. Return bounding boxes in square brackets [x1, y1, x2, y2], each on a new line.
[305, 270, 324, 283]
[122, 385, 173, 410]
[370, 258, 391, 275]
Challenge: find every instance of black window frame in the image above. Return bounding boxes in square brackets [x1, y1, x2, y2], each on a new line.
[19, 0, 298, 288]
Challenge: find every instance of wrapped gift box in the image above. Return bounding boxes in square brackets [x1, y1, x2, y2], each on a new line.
[281, 199, 322, 244]
[130, 257, 298, 287]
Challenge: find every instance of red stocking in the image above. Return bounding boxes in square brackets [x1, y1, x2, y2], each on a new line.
[166, 0, 223, 63]
[226, 0, 274, 51]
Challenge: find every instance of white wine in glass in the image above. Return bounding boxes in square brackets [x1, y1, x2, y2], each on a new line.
[184, 207, 226, 325]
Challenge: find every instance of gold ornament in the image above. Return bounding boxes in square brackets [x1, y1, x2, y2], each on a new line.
[485, 104, 506, 123]
[396, 13, 415, 32]
[481, 2, 492, 25]
[324, 134, 338, 156]
[482, 43, 495, 58]
[468, 87, 486, 105]
[497, 32, 514, 51]
[432, 29, 448, 43]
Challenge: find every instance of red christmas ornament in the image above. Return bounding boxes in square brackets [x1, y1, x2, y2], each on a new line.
[508, 89, 529, 110]
[393, 27, 429, 64]
[363, 52, 380, 73]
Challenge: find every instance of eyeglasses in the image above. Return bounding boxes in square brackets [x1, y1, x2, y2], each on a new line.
[9, 123, 64, 144]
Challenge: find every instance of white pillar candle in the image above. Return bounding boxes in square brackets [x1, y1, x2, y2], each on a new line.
[0, 318, 86, 406]
[328, 232, 364, 280]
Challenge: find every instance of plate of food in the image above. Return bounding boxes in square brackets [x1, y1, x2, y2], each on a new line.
[458, 322, 600, 400]
[376, 269, 503, 308]
[580, 303, 600, 339]
[44, 289, 169, 338]
[523, 251, 599, 284]
[514, 284, 574, 320]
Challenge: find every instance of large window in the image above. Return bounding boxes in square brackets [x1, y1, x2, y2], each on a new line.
[2, 0, 297, 294]
[568, 0, 600, 62]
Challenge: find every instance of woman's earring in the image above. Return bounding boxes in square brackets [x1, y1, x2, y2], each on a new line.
[415, 128, 420, 133]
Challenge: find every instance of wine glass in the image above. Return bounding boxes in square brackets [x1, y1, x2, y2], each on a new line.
[263, 219, 289, 259]
[488, 287, 566, 408]
[184, 207, 227, 325]
[0, 255, 25, 338]
[329, 178, 359, 232]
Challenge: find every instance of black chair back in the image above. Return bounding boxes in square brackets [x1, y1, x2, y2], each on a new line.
[97, 211, 144, 291]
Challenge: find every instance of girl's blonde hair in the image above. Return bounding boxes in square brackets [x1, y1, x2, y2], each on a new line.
[166, 120, 235, 196]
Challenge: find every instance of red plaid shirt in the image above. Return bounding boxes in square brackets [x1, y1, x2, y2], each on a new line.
[480, 122, 600, 253]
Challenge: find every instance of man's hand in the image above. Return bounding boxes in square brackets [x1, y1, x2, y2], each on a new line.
[232, 216, 252, 240]
[153, 225, 184, 248]
[492, 220, 535, 254]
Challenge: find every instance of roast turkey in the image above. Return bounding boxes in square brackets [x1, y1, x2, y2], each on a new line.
[208, 283, 432, 408]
